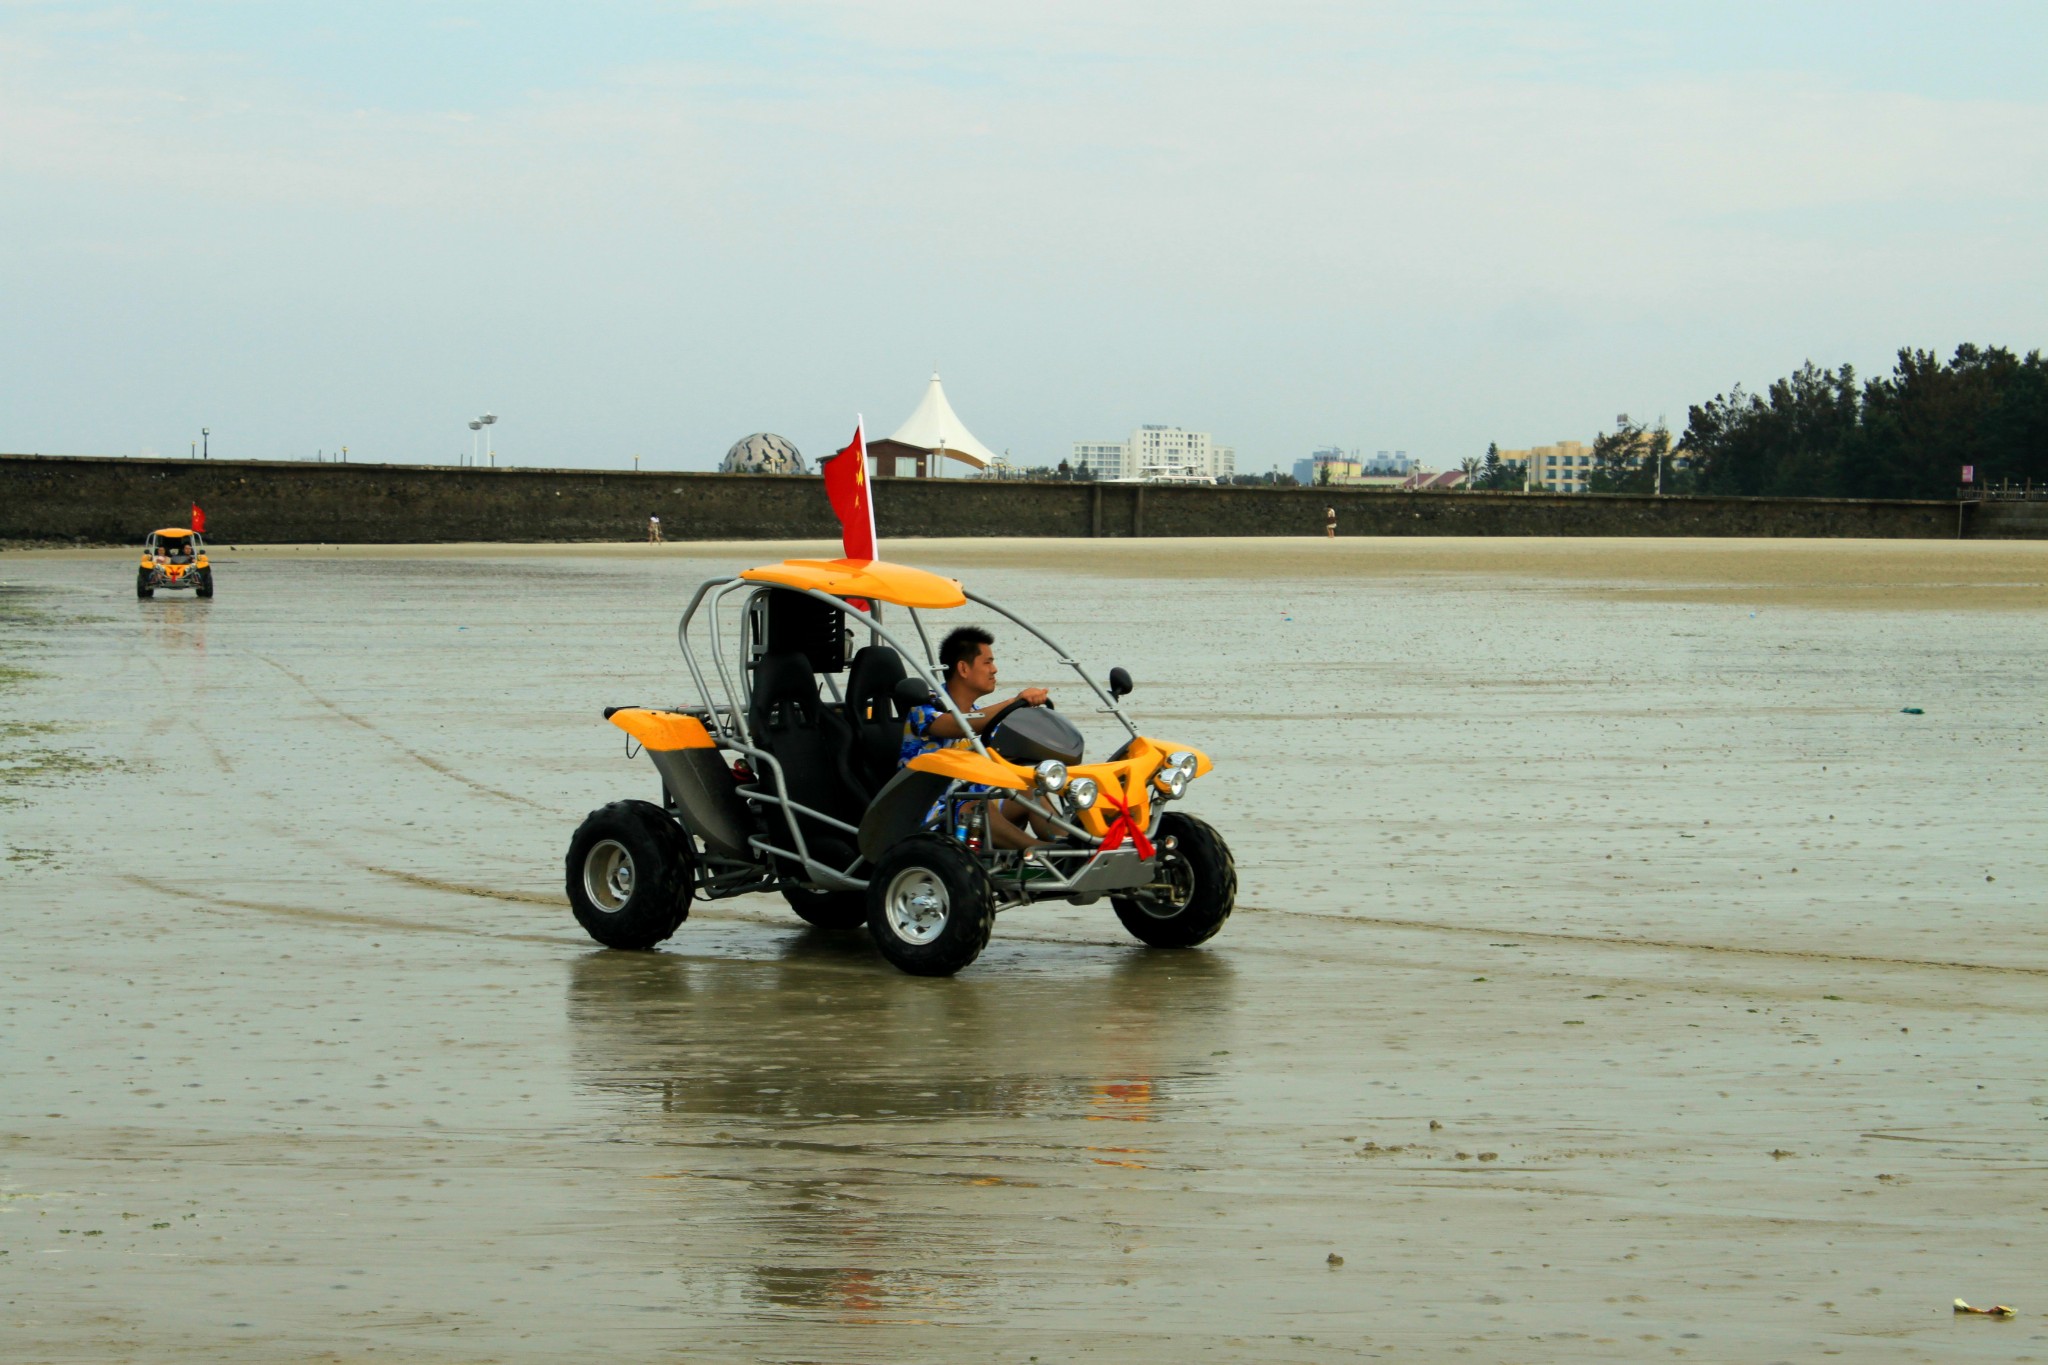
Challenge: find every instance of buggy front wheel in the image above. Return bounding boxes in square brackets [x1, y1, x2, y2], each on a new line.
[136, 571, 154, 599]
[865, 836, 996, 976]
[1112, 811, 1236, 948]
[566, 800, 693, 949]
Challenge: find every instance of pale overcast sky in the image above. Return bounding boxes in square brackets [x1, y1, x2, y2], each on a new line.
[3, 1, 2044, 472]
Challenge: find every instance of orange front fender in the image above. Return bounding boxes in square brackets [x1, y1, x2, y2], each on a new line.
[906, 748, 1032, 791]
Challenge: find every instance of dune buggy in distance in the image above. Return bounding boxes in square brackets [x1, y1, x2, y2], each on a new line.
[566, 557, 1235, 975]
[137, 528, 214, 599]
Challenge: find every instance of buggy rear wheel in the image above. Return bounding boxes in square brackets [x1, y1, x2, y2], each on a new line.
[1112, 811, 1236, 948]
[865, 835, 996, 976]
[566, 799, 693, 949]
[783, 882, 868, 930]
[779, 835, 868, 930]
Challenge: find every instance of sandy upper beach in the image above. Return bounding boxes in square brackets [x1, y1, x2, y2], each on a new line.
[2, 537, 2044, 1361]
[23, 533, 2048, 609]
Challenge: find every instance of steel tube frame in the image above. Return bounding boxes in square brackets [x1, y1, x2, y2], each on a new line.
[668, 572, 1163, 896]
[961, 588, 1141, 741]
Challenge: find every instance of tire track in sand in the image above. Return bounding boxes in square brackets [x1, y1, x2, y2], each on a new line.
[122, 873, 565, 945]
[365, 865, 563, 907]
[1253, 906, 2048, 978]
[255, 654, 544, 811]
[131, 654, 235, 775]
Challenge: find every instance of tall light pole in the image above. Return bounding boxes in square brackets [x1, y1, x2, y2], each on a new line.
[480, 412, 497, 468]
[468, 419, 482, 466]
[202, 427, 210, 460]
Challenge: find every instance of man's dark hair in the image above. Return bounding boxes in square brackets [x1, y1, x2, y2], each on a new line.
[940, 626, 994, 681]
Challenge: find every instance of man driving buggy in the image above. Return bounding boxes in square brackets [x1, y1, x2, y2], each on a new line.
[900, 625, 1056, 849]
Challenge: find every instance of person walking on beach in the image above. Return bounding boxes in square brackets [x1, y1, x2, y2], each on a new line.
[647, 515, 663, 544]
[1325, 506, 1336, 538]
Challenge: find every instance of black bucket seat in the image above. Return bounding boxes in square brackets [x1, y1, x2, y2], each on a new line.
[842, 644, 910, 797]
[746, 653, 865, 859]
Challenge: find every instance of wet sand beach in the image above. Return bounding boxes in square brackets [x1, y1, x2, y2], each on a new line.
[3, 537, 2045, 1361]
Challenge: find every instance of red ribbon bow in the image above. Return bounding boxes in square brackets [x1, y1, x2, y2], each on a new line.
[1097, 790, 1155, 859]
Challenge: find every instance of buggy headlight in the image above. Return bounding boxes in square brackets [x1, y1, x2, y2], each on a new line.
[1152, 767, 1189, 799]
[1065, 776, 1098, 811]
[1167, 750, 1199, 778]
[1034, 760, 1068, 793]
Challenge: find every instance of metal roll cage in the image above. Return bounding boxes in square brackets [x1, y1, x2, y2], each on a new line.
[670, 576, 1152, 903]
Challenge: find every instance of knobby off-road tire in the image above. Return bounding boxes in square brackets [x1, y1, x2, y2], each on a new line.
[136, 570, 154, 599]
[566, 799, 693, 950]
[780, 835, 868, 930]
[195, 569, 215, 599]
[1112, 811, 1236, 948]
[865, 835, 996, 976]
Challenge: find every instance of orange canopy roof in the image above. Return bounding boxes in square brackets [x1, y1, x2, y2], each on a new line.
[739, 558, 966, 609]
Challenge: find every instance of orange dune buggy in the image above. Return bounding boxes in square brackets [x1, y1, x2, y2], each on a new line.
[137, 528, 214, 599]
[567, 557, 1235, 975]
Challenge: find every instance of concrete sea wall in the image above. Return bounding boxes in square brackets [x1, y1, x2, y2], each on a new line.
[1970, 501, 2048, 539]
[0, 454, 1988, 544]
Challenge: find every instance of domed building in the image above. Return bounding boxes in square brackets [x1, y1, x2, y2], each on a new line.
[719, 433, 807, 475]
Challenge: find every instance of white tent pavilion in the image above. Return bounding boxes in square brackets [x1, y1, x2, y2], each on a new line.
[866, 372, 999, 477]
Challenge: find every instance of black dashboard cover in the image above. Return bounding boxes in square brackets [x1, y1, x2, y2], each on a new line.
[987, 706, 1084, 766]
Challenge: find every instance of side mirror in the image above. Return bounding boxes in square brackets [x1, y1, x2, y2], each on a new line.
[893, 676, 936, 710]
[1108, 667, 1133, 700]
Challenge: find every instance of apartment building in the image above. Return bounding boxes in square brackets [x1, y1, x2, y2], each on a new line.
[1500, 440, 1594, 493]
[1071, 426, 1234, 481]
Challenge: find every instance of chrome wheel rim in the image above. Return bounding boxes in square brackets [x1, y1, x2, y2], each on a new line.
[583, 839, 635, 913]
[883, 867, 949, 944]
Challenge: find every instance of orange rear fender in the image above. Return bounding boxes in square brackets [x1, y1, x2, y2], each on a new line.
[608, 708, 717, 752]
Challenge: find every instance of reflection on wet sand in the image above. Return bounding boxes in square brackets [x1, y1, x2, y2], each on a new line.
[568, 942, 1234, 1122]
[566, 946, 1234, 1322]
[139, 596, 210, 657]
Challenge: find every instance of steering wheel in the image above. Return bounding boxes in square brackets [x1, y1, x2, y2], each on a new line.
[980, 695, 1053, 737]
[980, 697, 1031, 735]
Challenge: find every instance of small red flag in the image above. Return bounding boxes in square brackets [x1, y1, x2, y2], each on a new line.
[822, 421, 877, 562]
[191, 503, 206, 534]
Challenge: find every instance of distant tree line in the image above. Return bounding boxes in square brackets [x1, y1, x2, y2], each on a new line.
[1481, 344, 2048, 499]
[1469, 443, 1519, 491]
[1676, 345, 2048, 498]
[1587, 417, 1676, 495]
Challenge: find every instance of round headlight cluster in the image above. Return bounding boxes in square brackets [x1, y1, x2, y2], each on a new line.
[1153, 767, 1190, 798]
[1034, 760, 1068, 793]
[1065, 776, 1099, 811]
[1153, 751, 1199, 799]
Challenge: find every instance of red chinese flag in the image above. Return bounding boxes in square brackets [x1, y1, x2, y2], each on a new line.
[822, 421, 877, 562]
[191, 503, 206, 534]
